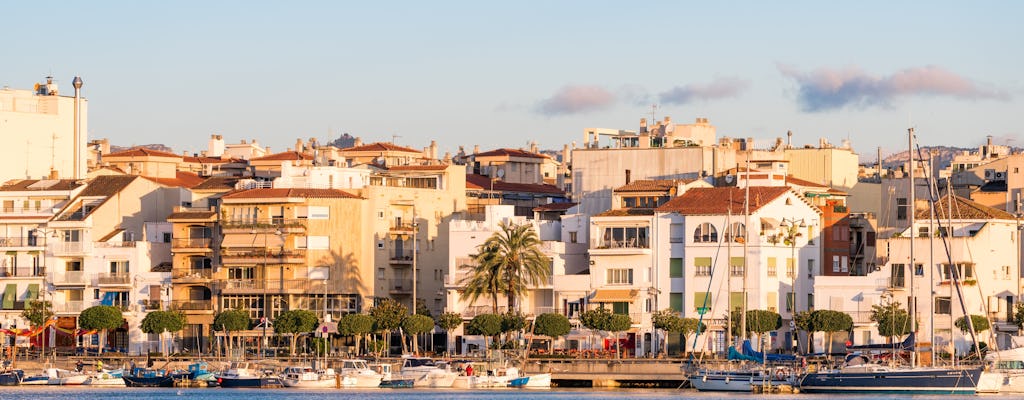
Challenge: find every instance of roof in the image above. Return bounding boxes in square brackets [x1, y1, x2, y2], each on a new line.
[341, 142, 422, 154]
[386, 165, 449, 171]
[916, 194, 1016, 220]
[192, 176, 241, 191]
[465, 174, 565, 195]
[144, 171, 205, 188]
[182, 155, 238, 164]
[104, 147, 183, 159]
[79, 175, 139, 197]
[167, 210, 217, 220]
[594, 209, 656, 217]
[656, 186, 791, 215]
[474, 148, 546, 159]
[979, 180, 1008, 193]
[0, 179, 84, 192]
[614, 179, 689, 193]
[251, 151, 313, 162]
[221, 188, 362, 200]
[533, 202, 576, 212]
[785, 175, 829, 189]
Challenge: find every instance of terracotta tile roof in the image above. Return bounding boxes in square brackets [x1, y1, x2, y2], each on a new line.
[193, 176, 240, 191]
[80, 175, 139, 197]
[104, 147, 183, 159]
[144, 171, 205, 188]
[474, 148, 546, 159]
[533, 202, 577, 212]
[98, 229, 125, 242]
[916, 194, 1016, 220]
[656, 186, 790, 215]
[341, 142, 422, 153]
[167, 211, 217, 220]
[614, 179, 691, 193]
[0, 179, 84, 191]
[785, 175, 829, 188]
[465, 174, 565, 195]
[387, 165, 449, 171]
[221, 188, 362, 200]
[183, 155, 237, 164]
[251, 151, 313, 162]
[595, 209, 656, 216]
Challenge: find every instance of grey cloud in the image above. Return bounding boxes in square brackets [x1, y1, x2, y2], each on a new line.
[534, 85, 616, 116]
[658, 78, 749, 105]
[779, 64, 1010, 112]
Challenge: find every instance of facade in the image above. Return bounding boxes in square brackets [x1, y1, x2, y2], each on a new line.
[0, 77, 88, 181]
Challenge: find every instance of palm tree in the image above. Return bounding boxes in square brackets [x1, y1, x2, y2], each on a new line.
[459, 241, 505, 313]
[486, 220, 550, 313]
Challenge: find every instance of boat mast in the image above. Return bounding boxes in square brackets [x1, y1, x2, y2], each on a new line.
[726, 192, 733, 351]
[908, 128, 917, 369]
[741, 157, 750, 345]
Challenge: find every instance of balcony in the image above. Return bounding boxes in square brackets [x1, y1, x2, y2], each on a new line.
[142, 299, 163, 311]
[221, 249, 306, 265]
[171, 238, 212, 251]
[462, 305, 509, 317]
[389, 222, 417, 233]
[52, 242, 92, 256]
[94, 241, 138, 248]
[388, 279, 413, 294]
[216, 278, 327, 294]
[171, 299, 213, 312]
[221, 218, 306, 234]
[55, 301, 85, 314]
[0, 267, 46, 278]
[0, 236, 45, 248]
[172, 269, 213, 282]
[589, 237, 651, 255]
[53, 271, 86, 286]
[97, 273, 132, 287]
[389, 250, 414, 265]
[217, 279, 263, 293]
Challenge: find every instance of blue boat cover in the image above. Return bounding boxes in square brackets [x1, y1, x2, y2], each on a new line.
[741, 339, 797, 362]
[727, 345, 761, 362]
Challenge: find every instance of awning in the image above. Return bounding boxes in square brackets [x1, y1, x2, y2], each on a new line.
[760, 217, 779, 229]
[100, 291, 117, 306]
[590, 289, 639, 303]
[221, 233, 285, 248]
[26, 284, 39, 300]
[1, 284, 16, 310]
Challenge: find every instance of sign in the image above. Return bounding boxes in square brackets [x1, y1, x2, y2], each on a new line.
[318, 321, 338, 337]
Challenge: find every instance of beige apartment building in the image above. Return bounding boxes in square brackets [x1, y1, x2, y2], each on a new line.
[0, 76, 88, 181]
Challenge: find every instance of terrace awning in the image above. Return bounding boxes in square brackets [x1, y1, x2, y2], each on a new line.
[1, 284, 16, 309]
[26, 283, 39, 301]
[589, 289, 638, 303]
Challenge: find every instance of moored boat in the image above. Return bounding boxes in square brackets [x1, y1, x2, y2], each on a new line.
[337, 359, 382, 388]
[395, 356, 456, 388]
[122, 367, 188, 387]
[281, 365, 337, 388]
[84, 368, 126, 386]
[46, 368, 88, 385]
[0, 369, 23, 386]
[217, 361, 284, 388]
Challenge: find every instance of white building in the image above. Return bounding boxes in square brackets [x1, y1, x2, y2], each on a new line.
[0, 76, 88, 181]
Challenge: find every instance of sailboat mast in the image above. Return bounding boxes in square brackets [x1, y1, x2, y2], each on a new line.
[741, 158, 750, 343]
[726, 197, 733, 351]
[908, 128, 917, 369]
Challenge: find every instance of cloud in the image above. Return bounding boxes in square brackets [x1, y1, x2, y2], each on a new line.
[779, 64, 1010, 112]
[534, 85, 616, 116]
[658, 77, 749, 105]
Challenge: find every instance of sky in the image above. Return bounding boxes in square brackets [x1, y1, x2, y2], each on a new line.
[4, 1, 1021, 161]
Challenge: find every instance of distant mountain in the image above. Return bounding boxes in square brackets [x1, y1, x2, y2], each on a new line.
[877, 145, 1021, 171]
[109, 144, 176, 154]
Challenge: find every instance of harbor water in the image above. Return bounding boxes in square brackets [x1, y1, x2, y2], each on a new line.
[0, 387, 987, 400]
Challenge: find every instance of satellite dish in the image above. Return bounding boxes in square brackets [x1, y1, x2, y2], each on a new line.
[496, 169, 505, 178]
[725, 175, 734, 183]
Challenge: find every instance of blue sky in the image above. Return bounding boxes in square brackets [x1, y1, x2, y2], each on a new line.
[4, 1, 1021, 161]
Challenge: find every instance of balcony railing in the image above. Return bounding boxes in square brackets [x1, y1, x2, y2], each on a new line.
[171, 299, 213, 311]
[54, 271, 85, 285]
[389, 279, 413, 293]
[97, 273, 131, 285]
[142, 300, 163, 311]
[0, 267, 46, 278]
[0, 236, 44, 247]
[389, 222, 417, 232]
[221, 218, 307, 232]
[171, 238, 212, 249]
[52, 242, 92, 255]
[221, 249, 306, 264]
[218, 279, 263, 291]
[463, 305, 509, 317]
[216, 279, 327, 293]
[172, 269, 213, 281]
[95, 241, 138, 248]
[590, 238, 650, 250]
[55, 301, 85, 313]
[389, 250, 414, 264]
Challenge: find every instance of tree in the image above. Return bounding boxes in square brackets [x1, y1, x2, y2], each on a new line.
[607, 314, 632, 359]
[78, 305, 124, 354]
[501, 311, 526, 347]
[652, 310, 683, 357]
[22, 300, 53, 328]
[466, 313, 503, 350]
[459, 242, 505, 313]
[870, 300, 912, 342]
[414, 298, 433, 318]
[679, 318, 706, 355]
[436, 312, 463, 356]
[810, 310, 853, 354]
[533, 313, 570, 353]
[1015, 303, 1024, 329]
[213, 309, 251, 355]
[369, 298, 407, 356]
[955, 314, 991, 335]
[736, 309, 782, 352]
[274, 309, 319, 356]
[580, 307, 631, 358]
[402, 314, 435, 355]
[470, 221, 550, 313]
[793, 311, 813, 354]
[140, 310, 186, 355]
[339, 313, 374, 356]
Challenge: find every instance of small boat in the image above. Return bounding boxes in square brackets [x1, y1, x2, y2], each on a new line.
[337, 359, 383, 388]
[47, 368, 89, 385]
[84, 369, 126, 386]
[396, 356, 456, 388]
[508, 376, 529, 387]
[690, 366, 796, 392]
[182, 361, 218, 386]
[799, 354, 983, 394]
[379, 378, 415, 388]
[20, 371, 50, 385]
[0, 369, 23, 386]
[217, 361, 284, 388]
[519, 372, 551, 388]
[281, 366, 337, 388]
[122, 367, 189, 387]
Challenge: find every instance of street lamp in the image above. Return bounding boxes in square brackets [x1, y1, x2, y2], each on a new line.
[780, 217, 805, 350]
[72, 76, 83, 180]
[254, 227, 282, 359]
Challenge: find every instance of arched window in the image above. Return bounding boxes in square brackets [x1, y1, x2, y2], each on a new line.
[693, 223, 718, 243]
[724, 222, 746, 243]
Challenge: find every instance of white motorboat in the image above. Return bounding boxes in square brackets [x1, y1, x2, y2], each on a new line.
[46, 368, 89, 385]
[84, 368, 126, 386]
[337, 359, 383, 388]
[396, 356, 456, 388]
[691, 366, 796, 392]
[987, 345, 1024, 393]
[281, 366, 337, 388]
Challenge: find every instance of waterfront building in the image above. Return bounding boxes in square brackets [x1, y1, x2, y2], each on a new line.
[0, 76, 88, 182]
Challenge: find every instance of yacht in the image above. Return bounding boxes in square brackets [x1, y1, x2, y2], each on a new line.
[281, 365, 337, 388]
[217, 361, 284, 388]
[396, 356, 456, 388]
[46, 368, 89, 385]
[337, 359, 383, 388]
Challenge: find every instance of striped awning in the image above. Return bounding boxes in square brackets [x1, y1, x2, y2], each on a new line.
[590, 289, 639, 303]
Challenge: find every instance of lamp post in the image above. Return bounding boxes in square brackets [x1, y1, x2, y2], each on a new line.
[781, 217, 805, 351]
[72, 76, 83, 180]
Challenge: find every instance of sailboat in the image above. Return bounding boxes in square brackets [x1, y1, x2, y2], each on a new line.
[798, 128, 983, 394]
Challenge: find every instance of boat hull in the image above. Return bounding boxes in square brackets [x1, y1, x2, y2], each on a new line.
[379, 379, 415, 388]
[690, 374, 791, 392]
[123, 375, 176, 387]
[799, 367, 983, 394]
[219, 376, 284, 388]
[522, 373, 551, 388]
[282, 377, 337, 388]
[0, 370, 23, 386]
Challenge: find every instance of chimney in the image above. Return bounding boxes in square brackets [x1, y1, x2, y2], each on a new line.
[354, 137, 363, 147]
[295, 138, 304, 153]
[562, 144, 570, 164]
[530, 141, 538, 154]
[474, 145, 480, 155]
[430, 140, 438, 159]
[639, 118, 648, 133]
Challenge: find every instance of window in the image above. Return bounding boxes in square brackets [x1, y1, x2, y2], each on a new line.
[669, 258, 683, 278]
[807, 259, 815, 278]
[569, 231, 578, 244]
[730, 257, 745, 276]
[729, 292, 744, 312]
[935, 296, 951, 314]
[896, 198, 908, 220]
[786, 258, 795, 277]
[940, 263, 975, 280]
[606, 268, 633, 284]
[228, 267, 255, 280]
[767, 292, 778, 313]
[694, 257, 712, 276]
[669, 223, 685, 243]
[807, 294, 814, 311]
[767, 258, 777, 276]
[693, 223, 717, 243]
[891, 263, 906, 288]
[62, 229, 81, 242]
[670, 293, 683, 312]
[832, 256, 840, 273]
[914, 263, 924, 276]
[598, 226, 649, 248]
[109, 260, 129, 275]
[66, 260, 83, 272]
[724, 222, 746, 242]
[694, 292, 711, 313]
[611, 302, 629, 315]
[786, 292, 795, 312]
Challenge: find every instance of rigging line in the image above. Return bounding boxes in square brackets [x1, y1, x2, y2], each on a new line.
[691, 214, 731, 355]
